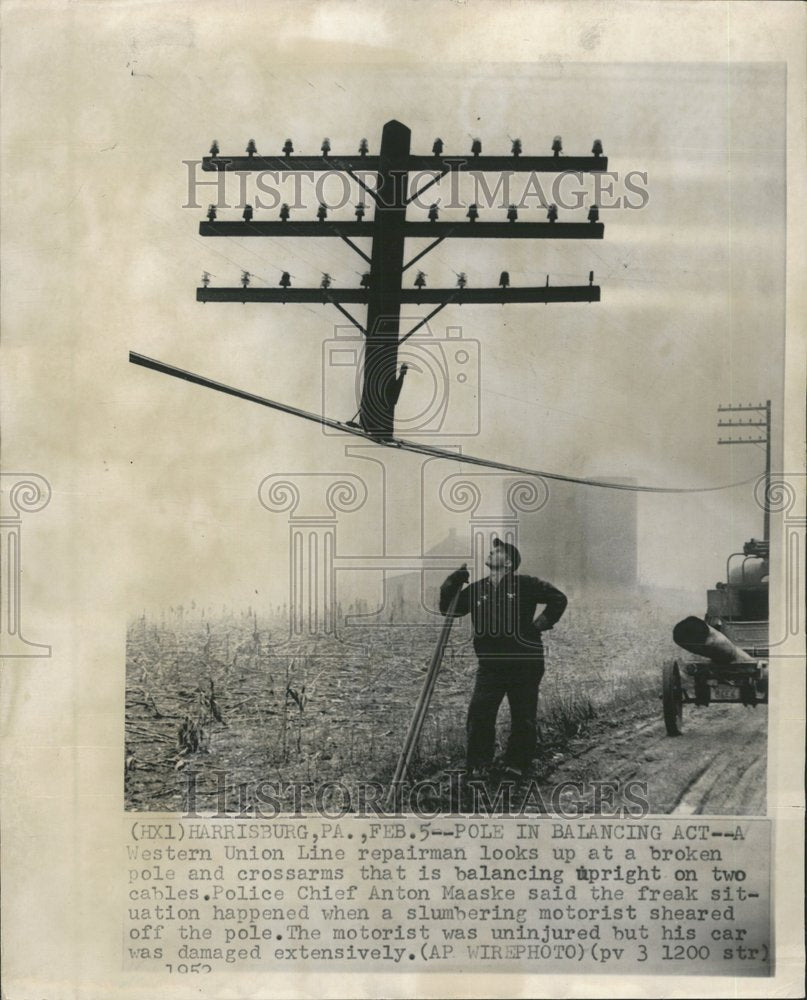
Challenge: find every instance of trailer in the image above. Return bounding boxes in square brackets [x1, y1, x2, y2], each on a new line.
[663, 538, 769, 736]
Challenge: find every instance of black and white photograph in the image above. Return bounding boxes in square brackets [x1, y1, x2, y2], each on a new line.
[120, 64, 783, 818]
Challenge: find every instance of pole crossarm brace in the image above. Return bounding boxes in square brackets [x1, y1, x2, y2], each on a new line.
[402, 236, 446, 272]
[197, 285, 600, 304]
[202, 154, 609, 174]
[342, 167, 382, 206]
[335, 230, 371, 263]
[323, 295, 367, 336]
[400, 299, 459, 343]
[406, 168, 450, 205]
[200, 221, 604, 240]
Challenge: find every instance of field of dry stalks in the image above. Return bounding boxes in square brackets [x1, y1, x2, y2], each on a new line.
[124, 598, 680, 812]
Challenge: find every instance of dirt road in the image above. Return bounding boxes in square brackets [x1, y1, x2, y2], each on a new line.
[537, 703, 767, 815]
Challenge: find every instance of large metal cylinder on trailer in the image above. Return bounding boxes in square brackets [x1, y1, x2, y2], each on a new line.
[728, 557, 768, 587]
[672, 616, 755, 664]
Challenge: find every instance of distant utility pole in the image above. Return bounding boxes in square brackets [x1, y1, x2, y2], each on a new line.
[717, 400, 772, 542]
[197, 119, 609, 441]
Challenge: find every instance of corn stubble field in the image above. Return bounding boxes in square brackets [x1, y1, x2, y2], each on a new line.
[124, 597, 683, 812]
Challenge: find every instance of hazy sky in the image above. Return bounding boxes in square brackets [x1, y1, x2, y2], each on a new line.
[2, 7, 786, 616]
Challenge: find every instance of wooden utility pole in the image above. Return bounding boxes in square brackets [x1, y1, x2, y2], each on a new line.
[197, 119, 609, 440]
[717, 400, 772, 542]
[362, 120, 411, 439]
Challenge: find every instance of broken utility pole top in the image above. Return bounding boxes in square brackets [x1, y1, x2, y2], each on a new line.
[196, 119, 607, 440]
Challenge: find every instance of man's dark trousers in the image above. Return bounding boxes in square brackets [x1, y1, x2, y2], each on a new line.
[467, 654, 544, 772]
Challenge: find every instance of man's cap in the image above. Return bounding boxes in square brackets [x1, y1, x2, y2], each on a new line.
[493, 537, 521, 570]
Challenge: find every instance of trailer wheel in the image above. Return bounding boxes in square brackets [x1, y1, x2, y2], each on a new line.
[663, 660, 684, 736]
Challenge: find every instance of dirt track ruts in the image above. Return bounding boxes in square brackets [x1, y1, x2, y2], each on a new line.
[536, 703, 767, 815]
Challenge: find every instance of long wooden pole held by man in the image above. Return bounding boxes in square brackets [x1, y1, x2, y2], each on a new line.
[385, 582, 463, 811]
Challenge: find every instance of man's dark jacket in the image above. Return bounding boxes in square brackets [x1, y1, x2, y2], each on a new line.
[439, 571, 567, 659]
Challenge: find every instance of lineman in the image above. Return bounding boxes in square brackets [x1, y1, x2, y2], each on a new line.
[440, 538, 567, 779]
